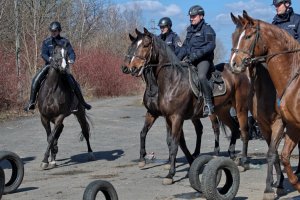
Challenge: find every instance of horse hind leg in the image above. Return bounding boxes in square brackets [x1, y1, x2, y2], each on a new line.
[74, 109, 95, 161]
[191, 118, 203, 158]
[209, 114, 220, 156]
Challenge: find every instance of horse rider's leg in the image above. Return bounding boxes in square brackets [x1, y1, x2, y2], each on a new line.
[191, 118, 203, 157]
[209, 114, 220, 156]
[66, 73, 91, 110]
[163, 115, 183, 185]
[41, 115, 65, 169]
[294, 142, 300, 175]
[24, 65, 50, 111]
[197, 60, 214, 116]
[138, 111, 158, 168]
[74, 108, 95, 161]
[281, 126, 300, 191]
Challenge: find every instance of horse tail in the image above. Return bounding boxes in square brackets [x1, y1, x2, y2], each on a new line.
[218, 116, 240, 140]
[77, 111, 94, 142]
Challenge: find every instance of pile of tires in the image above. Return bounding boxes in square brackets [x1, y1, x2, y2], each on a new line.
[0, 151, 24, 198]
[83, 180, 118, 200]
[189, 156, 240, 200]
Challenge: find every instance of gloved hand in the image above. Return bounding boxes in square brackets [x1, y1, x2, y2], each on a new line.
[189, 53, 197, 63]
[182, 56, 192, 65]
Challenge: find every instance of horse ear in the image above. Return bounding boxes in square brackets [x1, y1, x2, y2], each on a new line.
[143, 27, 150, 35]
[231, 13, 241, 26]
[243, 10, 254, 25]
[135, 28, 142, 36]
[238, 15, 246, 26]
[129, 33, 136, 41]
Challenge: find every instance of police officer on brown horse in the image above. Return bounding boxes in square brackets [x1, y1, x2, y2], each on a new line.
[177, 5, 216, 116]
[24, 21, 91, 112]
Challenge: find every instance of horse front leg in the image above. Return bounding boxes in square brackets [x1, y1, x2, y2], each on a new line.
[49, 124, 64, 169]
[191, 118, 203, 158]
[236, 110, 249, 169]
[139, 111, 158, 168]
[163, 116, 182, 185]
[41, 122, 64, 170]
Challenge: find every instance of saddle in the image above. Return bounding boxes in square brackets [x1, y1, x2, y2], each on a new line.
[187, 63, 226, 97]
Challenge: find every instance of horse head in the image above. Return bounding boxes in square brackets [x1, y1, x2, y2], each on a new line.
[122, 28, 154, 77]
[230, 10, 266, 73]
[50, 41, 70, 74]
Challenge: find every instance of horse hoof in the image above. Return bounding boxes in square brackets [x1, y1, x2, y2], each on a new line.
[48, 161, 56, 169]
[276, 188, 286, 196]
[163, 164, 171, 170]
[263, 192, 275, 200]
[88, 152, 96, 161]
[214, 147, 220, 156]
[234, 157, 241, 166]
[237, 166, 246, 172]
[162, 178, 173, 185]
[40, 162, 49, 170]
[138, 161, 146, 168]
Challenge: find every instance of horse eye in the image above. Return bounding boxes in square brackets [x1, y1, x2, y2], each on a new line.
[245, 35, 252, 40]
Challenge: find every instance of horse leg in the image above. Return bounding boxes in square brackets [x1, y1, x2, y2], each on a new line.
[41, 117, 64, 169]
[191, 118, 203, 157]
[209, 114, 220, 156]
[48, 124, 64, 169]
[139, 111, 158, 168]
[294, 142, 300, 175]
[236, 109, 249, 168]
[281, 127, 300, 191]
[163, 115, 183, 185]
[179, 130, 194, 165]
[74, 108, 95, 161]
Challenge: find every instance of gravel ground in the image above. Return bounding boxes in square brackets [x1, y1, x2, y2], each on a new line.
[0, 96, 300, 200]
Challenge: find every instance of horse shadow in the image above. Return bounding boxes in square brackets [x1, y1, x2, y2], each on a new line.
[55, 149, 124, 168]
[0, 156, 36, 169]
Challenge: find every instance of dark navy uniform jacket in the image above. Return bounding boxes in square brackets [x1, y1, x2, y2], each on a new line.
[158, 30, 182, 53]
[41, 35, 76, 65]
[177, 19, 216, 64]
[272, 7, 300, 43]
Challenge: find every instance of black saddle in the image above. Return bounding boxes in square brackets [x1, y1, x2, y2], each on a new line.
[187, 63, 226, 97]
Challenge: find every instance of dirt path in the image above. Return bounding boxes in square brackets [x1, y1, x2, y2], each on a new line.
[0, 96, 300, 200]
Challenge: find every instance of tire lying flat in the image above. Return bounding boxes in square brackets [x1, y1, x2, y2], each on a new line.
[0, 151, 24, 194]
[83, 180, 118, 200]
[201, 157, 240, 200]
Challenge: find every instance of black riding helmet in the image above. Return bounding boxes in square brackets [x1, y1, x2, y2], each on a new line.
[49, 21, 62, 32]
[158, 17, 172, 27]
[272, 0, 291, 6]
[188, 5, 205, 16]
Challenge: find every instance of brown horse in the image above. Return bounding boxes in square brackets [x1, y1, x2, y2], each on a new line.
[37, 43, 95, 169]
[122, 28, 250, 184]
[230, 10, 300, 192]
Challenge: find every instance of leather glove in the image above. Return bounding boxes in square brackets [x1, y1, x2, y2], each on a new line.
[183, 56, 192, 65]
[189, 53, 197, 63]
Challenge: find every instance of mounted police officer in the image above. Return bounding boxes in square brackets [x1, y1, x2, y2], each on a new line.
[157, 17, 182, 53]
[177, 5, 216, 116]
[24, 21, 91, 112]
[272, 0, 300, 43]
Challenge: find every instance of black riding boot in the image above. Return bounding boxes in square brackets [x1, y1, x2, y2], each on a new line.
[199, 79, 214, 116]
[66, 74, 91, 110]
[24, 65, 50, 112]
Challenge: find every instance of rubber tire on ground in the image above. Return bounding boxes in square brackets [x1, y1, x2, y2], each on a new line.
[201, 157, 240, 200]
[83, 180, 118, 200]
[0, 167, 5, 199]
[188, 155, 214, 192]
[0, 151, 24, 194]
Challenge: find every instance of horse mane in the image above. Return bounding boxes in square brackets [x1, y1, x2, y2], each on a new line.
[259, 20, 300, 75]
[151, 34, 184, 73]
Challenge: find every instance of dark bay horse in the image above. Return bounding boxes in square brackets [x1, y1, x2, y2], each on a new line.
[37, 43, 95, 169]
[122, 28, 250, 184]
[230, 11, 300, 192]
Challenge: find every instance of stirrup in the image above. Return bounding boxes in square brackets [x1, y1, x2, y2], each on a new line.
[24, 102, 35, 112]
[203, 104, 214, 117]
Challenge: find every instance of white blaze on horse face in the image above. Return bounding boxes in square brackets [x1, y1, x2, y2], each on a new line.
[230, 30, 245, 67]
[131, 39, 142, 63]
[61, 48, 67, 69]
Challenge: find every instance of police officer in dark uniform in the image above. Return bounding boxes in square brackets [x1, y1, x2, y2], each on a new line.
[272, 0, 300, 43]
[177, 5, 216, 116]
[24, 21, 91, 111]
[157, 17, 182, 53]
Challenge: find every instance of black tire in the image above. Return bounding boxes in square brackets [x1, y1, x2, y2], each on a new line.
[83, 180, 118, 200]
[0, 151, 24, 194]
[0, 167, 5, 199]
[201, 157, 240, 200]
[189, 155, 214, 192]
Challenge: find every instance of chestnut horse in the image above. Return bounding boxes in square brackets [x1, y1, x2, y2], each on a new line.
[122, 28, 249, 184]
[230, 11, 300, 192]
[37, 43, 95, 169]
